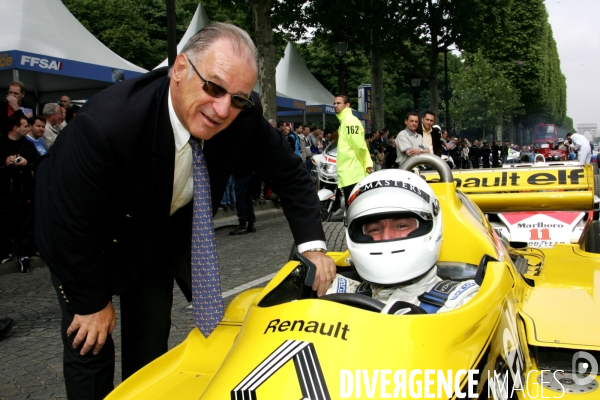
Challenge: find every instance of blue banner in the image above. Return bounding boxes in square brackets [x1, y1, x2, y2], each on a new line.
[0, 50, 144, 83]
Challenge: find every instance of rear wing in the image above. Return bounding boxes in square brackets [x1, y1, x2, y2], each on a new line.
[421, 163, 595, 212]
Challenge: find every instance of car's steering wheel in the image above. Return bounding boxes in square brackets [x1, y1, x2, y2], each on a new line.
[399, 153, 454, 182]
[320, 293, 385, 312]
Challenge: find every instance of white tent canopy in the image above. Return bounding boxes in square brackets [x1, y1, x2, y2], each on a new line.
[276, 42, 334, 106]
[0, 0, 147, 104]
[275, 42, 369, 125]
[155, 3, 211, 69]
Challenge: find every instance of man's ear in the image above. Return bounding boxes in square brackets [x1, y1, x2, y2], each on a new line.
[171, 53, 188, 83]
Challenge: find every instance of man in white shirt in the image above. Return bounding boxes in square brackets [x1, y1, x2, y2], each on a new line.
[567, 132, 592, 164]
[41, 103, 63, 149]
[396, 111, 429, 166]
[420, 111, 435, 154]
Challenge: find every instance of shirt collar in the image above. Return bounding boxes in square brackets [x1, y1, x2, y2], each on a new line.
[405, 128, 416, 136]
[168, 89, 190, 152]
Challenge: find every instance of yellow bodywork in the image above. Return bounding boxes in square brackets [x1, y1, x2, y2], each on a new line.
[421, 164, 595, 212]
[520, 244, 600, 349]
[107, 174, 600, 399]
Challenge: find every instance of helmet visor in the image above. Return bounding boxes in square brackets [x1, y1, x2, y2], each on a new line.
[349, 211, 433, 244]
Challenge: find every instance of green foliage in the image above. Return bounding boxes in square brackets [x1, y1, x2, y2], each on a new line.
[62, 0, 196, 70]
[61, 0, 566, 135]
[461, 0, 566, 128]
[296, 40, 370, 107]
[450, 51, 522, 131]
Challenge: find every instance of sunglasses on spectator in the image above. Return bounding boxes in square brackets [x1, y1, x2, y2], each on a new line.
[187, 57, 254, 111]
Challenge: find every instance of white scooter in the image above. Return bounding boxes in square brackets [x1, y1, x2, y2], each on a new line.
[311, 141, 341, 222]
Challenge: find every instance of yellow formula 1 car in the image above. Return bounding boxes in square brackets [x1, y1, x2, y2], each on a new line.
[107, 155, 599, 400]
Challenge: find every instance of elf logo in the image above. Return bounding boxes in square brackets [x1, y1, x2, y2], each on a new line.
[20, 55, 63, 71]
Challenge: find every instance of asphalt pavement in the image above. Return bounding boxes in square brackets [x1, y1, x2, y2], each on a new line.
[0, 210, 300, 400]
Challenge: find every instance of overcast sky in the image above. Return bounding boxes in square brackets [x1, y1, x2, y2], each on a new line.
[545, 0, 598, 129]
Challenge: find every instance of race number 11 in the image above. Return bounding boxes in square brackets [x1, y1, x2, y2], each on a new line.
[529, 228, 551, 241]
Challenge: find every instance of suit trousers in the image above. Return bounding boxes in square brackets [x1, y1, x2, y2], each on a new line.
[342, 184, 356, 209]
[234, 175, 256, 224]
[0, 193, 34, 258]
[52, 267, 175, 399]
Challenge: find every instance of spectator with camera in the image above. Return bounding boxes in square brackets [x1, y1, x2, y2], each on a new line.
[0, 115, 38, 272]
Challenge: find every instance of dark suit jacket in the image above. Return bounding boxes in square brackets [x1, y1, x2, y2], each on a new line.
[416, 125, 444, 157]
[35, 67, 323, 315]
[0, 135, 38, 196]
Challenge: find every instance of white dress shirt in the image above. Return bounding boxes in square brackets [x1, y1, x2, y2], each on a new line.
[168, 91, 193, 216]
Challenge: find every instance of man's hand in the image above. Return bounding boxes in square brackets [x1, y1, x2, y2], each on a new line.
[67, 301, 116, 356]
[4, 155, 15, 166]
[406, 148, 421, 156]
[303, 251, 336, 296]
[366, 167, 373, 174]
[6, 94, 19, 111]
[13, 155, 27, 167]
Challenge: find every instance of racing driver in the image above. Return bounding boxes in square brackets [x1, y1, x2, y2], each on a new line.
[327, 169, 479, 314]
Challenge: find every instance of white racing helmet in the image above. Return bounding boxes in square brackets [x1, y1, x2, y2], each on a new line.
[345, 169, 442, 285]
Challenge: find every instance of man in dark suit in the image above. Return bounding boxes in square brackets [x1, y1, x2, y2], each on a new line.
[480, 141, 491, 168]
[469, 140, 481, 169]
[492, 140, 501, 168]
[35, 23, 335, 399]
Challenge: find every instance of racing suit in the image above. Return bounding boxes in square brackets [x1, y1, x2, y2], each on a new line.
[326, 266, 479, 314]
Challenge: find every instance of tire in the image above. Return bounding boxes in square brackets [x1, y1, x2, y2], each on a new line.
[320, 201, 333, 222]
[323, 222, 347, 252]
[583, 221, 600, 254]
[594, 162, 599, 175]
[595, 175, 600, 199]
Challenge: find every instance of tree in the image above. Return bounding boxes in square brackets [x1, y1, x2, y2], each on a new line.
[405, 0, 514, 122]
[202, 0, 304, 120]
[457, 0, 567, 142]
[304, 0, 423, 130]
[450, 51, 522, 138]
[63, 0, 196, 70]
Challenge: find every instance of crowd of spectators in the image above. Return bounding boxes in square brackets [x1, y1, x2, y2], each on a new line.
[0, 82, 81, 273]
[0, 82, 81, 339]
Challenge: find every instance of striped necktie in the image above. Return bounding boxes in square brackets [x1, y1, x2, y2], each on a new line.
[189, 138, 224, 337]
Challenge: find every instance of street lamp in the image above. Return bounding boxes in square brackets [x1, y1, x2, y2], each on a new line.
[410, 73, 421, 112]
[335, 41, 348, 95]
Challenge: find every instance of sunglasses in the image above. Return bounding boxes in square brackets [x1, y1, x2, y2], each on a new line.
[187, 58, 254, 111]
